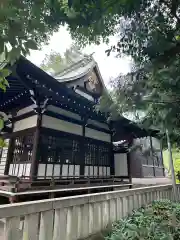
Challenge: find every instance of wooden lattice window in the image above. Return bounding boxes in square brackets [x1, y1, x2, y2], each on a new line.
[39, 135, 61, 163]
[98, 145, 110, 166]
[39, 133, 81, 164]
[85, 141, 98, 165]
[72, 140, 81, 164]
[85, 140, 110, 166]
[12, 134, 33, 163]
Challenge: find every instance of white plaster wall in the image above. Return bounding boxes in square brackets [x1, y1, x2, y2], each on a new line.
[53, 165, 61, 177]
[69, 165, 74, 176]
[25, 164, 31, 177]
[0, 139, 9, 175]
[99, 166, 103, 176]
[85, 127, 111, 143]
[75, 89, 94, 102]
[18, 164, 24, 176]
[47, 105, 81, 121]
[37, 164, 81, 178]
[74, 165, 80, 177]
[9, 163, 31, 177]
[84, 166, 110, 176]
[85, 166, 89, 176]
[62, 164, 68, 177]
[37, 164, 46, 178]
[42, 115, 82, 136]
[107, 167, 110, 176]
[87, 119, 109, 130]
[94, 166, 98, 176]
[114, 153, 128, 176]
[102, 167, 107, 176]
[13, 115, 38, 132]
[46, 164, 53, 177]
[90, 166, 94, 176]
[17, 104, 36, 116]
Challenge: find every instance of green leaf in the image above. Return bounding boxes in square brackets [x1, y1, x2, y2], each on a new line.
[24, 40, 38, 50]
[0, 68, 11, 78]
[0, 118, 4, 130]
[3, 78, 9, 87]
[7, 48, 21, 62]
[126, 223, 138, 231]
[175, 35, 180, 41]
[0, 39, 4, 54]
[0, 81, 6, 92]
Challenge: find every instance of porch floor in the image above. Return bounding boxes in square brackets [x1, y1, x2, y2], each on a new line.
[0, 175, 131, 203]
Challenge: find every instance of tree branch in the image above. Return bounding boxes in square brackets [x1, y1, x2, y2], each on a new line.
[161, 0, 180, 24]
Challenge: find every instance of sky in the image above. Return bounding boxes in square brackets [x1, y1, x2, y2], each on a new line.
[28, 26, 131, 86]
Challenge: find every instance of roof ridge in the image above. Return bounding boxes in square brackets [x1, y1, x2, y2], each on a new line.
[54, 54, 95, 77]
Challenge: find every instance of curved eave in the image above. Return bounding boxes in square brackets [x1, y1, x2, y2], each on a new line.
[0, 56, 107, 122]
[111, 118, 160, 142]
[55, 61, 96, 83]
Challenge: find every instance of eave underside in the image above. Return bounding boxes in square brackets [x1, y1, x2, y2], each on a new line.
[0, 57, 106, 123]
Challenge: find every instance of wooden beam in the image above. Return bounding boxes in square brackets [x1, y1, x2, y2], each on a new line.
[150, 136, 156, 177]
[30, 112, 42, 180]
[127, 152, 132, 188]
[80, 117, 86, 176]
[110, 127, 115, 176]
[4, 112, 16, 175]
[4, 137, 14, 175]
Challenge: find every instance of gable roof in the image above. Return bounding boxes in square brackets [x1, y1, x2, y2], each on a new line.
[0, 56, 160, 139]
[0, 57, 107, 121]
[53, 54, 106, 90]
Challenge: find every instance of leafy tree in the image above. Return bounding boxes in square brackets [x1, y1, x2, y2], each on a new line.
[64, 0, 180, 143]
[67, 0, 180, 66]
[40, 45, 83, 74]
[0, 0, 81, 141]
[163, 149, 180, 182]
[1, 0, 180, 144]
[41, 51, 67, 73]
[0, 0, 67, 137]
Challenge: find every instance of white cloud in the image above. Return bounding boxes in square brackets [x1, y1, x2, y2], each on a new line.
[28, 26, 131, 86]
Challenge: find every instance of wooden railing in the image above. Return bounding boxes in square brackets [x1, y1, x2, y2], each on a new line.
[0, 175, 131, 194]
[0, 184, 177, 240]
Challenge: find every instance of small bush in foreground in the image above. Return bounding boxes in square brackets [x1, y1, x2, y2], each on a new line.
[105, 200, 180, 240]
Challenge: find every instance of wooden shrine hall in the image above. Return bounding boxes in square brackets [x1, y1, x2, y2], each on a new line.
[0, 56, 161, 202]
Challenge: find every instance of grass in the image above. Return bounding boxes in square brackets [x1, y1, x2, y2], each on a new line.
[163, 149, 180, 183]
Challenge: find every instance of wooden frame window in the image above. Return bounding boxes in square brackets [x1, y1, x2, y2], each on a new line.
[38, 133, 81, 164]
[12, 134, 34, 163]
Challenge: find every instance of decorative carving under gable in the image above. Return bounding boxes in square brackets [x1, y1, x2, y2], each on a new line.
[85, 70, 102, 95]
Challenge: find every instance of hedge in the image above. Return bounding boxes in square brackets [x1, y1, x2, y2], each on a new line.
[105, 200, 180, 240]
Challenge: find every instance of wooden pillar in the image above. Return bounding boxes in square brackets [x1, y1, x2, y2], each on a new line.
[110, 130, 115, 176]
[127, 151, 132, 188]
[4, 137, 14, 175]
[4, 114, 15, 176]
[30, 112, 42, 180]
[80, 117, 86, 176]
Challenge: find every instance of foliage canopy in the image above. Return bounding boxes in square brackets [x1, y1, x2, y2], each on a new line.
[40, 45, 83, 74]
[64, 0, 180, 143]
[1, 0, 180, 144]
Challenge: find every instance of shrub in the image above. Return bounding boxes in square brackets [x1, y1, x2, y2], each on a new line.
[105, 200, 180, 240]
